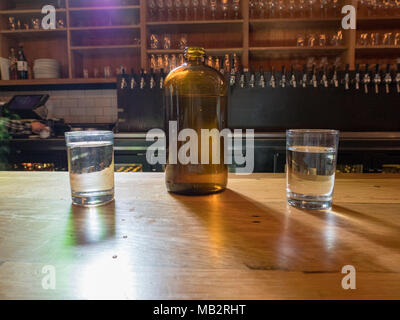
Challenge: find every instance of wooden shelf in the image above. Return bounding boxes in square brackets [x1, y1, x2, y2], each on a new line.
[250, 17, 341, 27]
[147, 19, 243, 26]
[0, 29, 67, 34]
[0, 78, 116, 86]
[147, 48, 243, 55]
[250, 46, 347, 57]
[0, 8, 66, 15]
[71, 45, 141, 51]
[68, 6, 140, 12]
[69, 25, 140, 31]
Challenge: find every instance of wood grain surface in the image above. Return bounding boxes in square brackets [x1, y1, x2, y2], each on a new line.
[0, 172, 399, 300]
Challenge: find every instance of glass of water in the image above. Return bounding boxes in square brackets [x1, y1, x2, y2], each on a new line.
[65, 131, 114, 207]
[286, 129, 339, 210]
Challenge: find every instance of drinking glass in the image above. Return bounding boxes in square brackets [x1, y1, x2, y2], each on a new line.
[193, 0, 200, 19]
[233, 0, 241, 18]
[183, 0, 191, 20]
[222, 0, 230, 18]
[210, 0, 217, 19]
[157, 0, 165, 20]
[149, 0, 157, 20]
[201, 0, 208, 19]
[175, 0, 183, 19]
[166, 0, 174, 20]
[65, 131, 115, 207]
[286, 129, 340, 210]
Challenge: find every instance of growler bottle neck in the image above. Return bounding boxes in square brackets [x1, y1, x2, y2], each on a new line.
[184, 47, 205, 65]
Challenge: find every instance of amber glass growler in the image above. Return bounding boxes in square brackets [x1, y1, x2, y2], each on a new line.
[164, 47, 228, 195]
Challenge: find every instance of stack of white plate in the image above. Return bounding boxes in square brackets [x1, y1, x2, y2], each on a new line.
[33, 59, 60, 79]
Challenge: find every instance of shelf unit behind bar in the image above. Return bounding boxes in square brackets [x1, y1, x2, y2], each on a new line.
[0, 0, 399, 86]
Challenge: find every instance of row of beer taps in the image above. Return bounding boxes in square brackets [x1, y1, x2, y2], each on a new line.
[229, 63, 400, 94]
[118, 63, 400, 94]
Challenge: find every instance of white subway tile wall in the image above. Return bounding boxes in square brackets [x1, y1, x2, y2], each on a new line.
[0, 89, 117, 124]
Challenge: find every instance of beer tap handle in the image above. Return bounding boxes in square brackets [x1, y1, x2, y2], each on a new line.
[344, 63, 350, 90]
[374, 64, 380, 94]
[355, 64, 360, 90]
[302, 64, 307, 88]
[363, 64, 369, 94]
[289, 65, 297, 88]
[270, 67, 276, 88]
[281, 65, 286, 88]
[259, 66, 266, 88]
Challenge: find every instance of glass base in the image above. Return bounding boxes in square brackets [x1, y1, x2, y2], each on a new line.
[166, 183, 226, 195]
[71, 188, 114, 207]
[287, 191, 332, 210]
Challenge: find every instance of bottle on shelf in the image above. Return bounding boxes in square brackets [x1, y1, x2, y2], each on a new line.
[301, 64, 307, 88]
[8, 48, 18, 80]
[321, 67, 328, 88]
[396, 64, 400, 93]
[17, 44, 28, 80]
[164, 47, 228, 195]
[249, 69, 256, 88]
[150, 68, 156, 89]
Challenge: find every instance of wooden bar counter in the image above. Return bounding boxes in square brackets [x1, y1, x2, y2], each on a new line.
[0, 172, 399, 300]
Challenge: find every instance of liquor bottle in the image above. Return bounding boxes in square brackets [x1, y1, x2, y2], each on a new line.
[239, 67, 246, 88]
[310, 65, 317, 88]
[17, 44, 28, 79]
[164, 47, 228, 195]
[8, 48, 18, 80]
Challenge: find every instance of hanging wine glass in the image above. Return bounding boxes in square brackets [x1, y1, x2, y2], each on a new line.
[298, 0, 305, 17]
[319, 0, 328, 16]
[183, 0, 190, 20]
[249, 0, 257, 18]
[175, 0, 183, 20]
[267, 0, 276, 18]
[288, 0, 295, 17]
[277, 0, 285, 17]
[149, 0, 157, 21]
[210, 0, 217, 19]
[233, 0, 240, 18]
[201, 0, 208, 19]
[166, 0, 173, 20]
[331, 0, 338, 16]
[308, 0, 315, 17]
[258, 0, 265, 18]
[157, 0, 165, 20]
[222, 0, 229, 19]
[192, 0, 200, 20]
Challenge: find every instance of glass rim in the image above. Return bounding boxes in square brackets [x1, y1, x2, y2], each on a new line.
[65, 130, 114, 138]
[286, 129, 339, 135]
